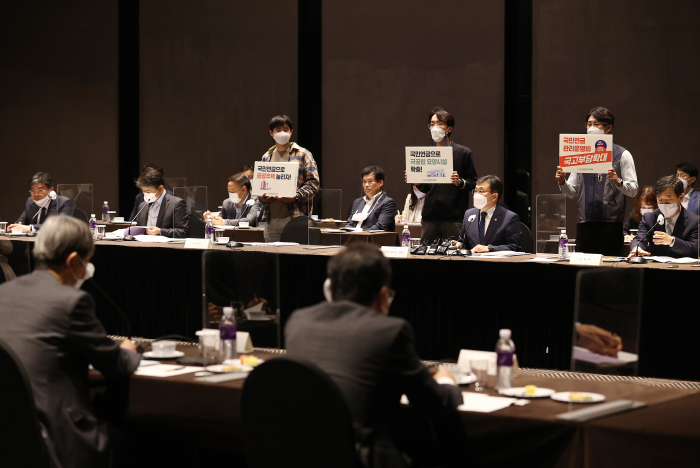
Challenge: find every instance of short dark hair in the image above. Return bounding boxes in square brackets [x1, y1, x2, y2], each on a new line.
[586, 107, 615, 127]
[269, 115, 294, 131]
[136, 168, 165, 190]
[361, 165, 385, 183]
[655, 175, 684, 198]
[476, 175, 504, 202]
[676, 162, 698, 180]
[228, 173, 252, 192]
[430, 106, 455, 137]
[29, 172, 54, 189]
[142, 162, 164, 176]
[327, 244, 392, 306]
[240, 165, 254, 173]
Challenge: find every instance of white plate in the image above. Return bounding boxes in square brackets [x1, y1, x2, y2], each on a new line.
[206, 363, 254, 374]
[550, 391, 605, 403]
[499, 387, 556, 398]
[142, 351, 185, 359]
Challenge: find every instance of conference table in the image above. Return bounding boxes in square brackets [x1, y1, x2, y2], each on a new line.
[6, 236, 700, 381]
[109, 343, 700, 468]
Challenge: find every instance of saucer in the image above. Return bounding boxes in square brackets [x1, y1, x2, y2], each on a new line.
[142, 351, 185, 359]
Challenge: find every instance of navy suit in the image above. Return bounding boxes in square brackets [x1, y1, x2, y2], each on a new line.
[631, 207, 699, 258]
[457, 204, 521, 251]
[135, 193, 190, 238]
[344, 193, 396, 231]
[16, 195, 74, 230]
[685, 190, 700, 217]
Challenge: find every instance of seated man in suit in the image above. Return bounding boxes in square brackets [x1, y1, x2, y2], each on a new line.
[344, 165, 396, 231]
[629, 175, 699, 259]
[204, 173, 262, 226]
[285, 243, 462, 467]
[0, 216, 140, 468]
[451, 175, 521, 252]
[128, 162, 172, 221]
[8, 172, 74, 233]
[135, 168, 190, 238]
[677, 162, 700, 216]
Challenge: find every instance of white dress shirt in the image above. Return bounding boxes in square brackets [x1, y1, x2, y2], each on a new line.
[682, 189, 693, 210]
[359, 192, 383, 228]
[480, 204, 497, 234]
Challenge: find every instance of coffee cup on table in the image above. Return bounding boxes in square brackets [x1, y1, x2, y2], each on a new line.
[113, 217, 125, 223]
[238, 221, 250, 228]
[151, 340, 177, 357]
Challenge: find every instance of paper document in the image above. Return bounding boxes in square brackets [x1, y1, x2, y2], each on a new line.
[458, 392, 516, 413]
[135, 364, 200, 378]
[134, 235, 172, 243]
[528, 257, 558, 262]
[477, 251, 528, 257]
[647, 256, 698, 264]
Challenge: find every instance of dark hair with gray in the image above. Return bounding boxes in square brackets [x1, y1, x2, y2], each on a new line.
[142, 162, 164, 176]
[361, 165, 385, 183]
[586, 107, 615, 127]
[228, 173, 252, 192]
[29, 172, 54, 189]
[33, 215, 94, 271]
[136, 168, 165, 190]
[327, 243, 392, 306]
[268, 115, 294, 131]
[476, 175, 504, 202]
[430, 106, 455, 137]
[655, 175, 684, 198]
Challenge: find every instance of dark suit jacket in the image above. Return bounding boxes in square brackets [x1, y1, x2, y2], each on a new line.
[16, 195, 74, 230]
[220, 195, 263, 226]
[135, 193, 190, 238]
[458, 204, 521, 251]
[630, 207, 699, 258]
[344, 193, 397, 231]
[129, 189, 174, 221]
[0, 270, 140, 468]
[285, 300, 462, 468]
[686, 190, 700, 217]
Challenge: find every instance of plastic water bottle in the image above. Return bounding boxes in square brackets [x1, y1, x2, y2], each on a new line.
[401, 224, 411, 247]
[102, 201, 110, 222]
[205, 216, 214, 241]
[219, 307, 237, 364]
[558, 229, 568, 260]
[89, 214, 97, 239]
[495, 329, 515, 391]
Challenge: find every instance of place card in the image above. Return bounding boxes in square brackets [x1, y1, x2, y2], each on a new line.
[568, 253, 603, 266]
[237, 331, 254, 353]
[381, 246, 410, 258]
[184, 238, 212, 249]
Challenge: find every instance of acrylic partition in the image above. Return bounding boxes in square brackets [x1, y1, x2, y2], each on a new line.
[55, 184, 90, 223]
[164, 178, 186, 194]
[172, 186, 207, 239]
[535, 194, 566, 255]
[202, 250, 281, 349]
[307, 189, 343, 247]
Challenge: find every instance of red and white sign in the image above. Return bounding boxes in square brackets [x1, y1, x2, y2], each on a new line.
[559, 134, 613, 174]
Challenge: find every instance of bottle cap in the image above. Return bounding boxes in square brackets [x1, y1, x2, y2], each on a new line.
[499, 329, 511, 339]
[104, 201, 108, 204]
[404, 224, 408, 228]
[90, 214, 95, 218]
[223, 307, 233, 317]
[561, 229, 566, 234]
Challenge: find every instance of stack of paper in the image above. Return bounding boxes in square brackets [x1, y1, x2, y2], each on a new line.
[458, 392, 517, 413]
[135, 364, 200, 377]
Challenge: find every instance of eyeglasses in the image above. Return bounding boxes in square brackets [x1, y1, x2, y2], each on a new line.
[472, 189, 492, 196]
[585, 121, 607, 128]
[428, 122, 447, 129]
[29, 188, 47, 195]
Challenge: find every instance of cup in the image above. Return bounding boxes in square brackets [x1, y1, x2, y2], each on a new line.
[0, 222, 7, 235]
[11, 228, 23, 234]
[238, 221, 250, 228]
[469, 359, 489, 392]
[196, 329, 220, 368]
[151, 340, 177, 357]
[214, 229, 225, 242]
[113, 217, 125, 223]
[566, 243, 576, 257]
[311, 215, 319, 220]
[218, 237, 229, 244]
[96, 225, 106, 239]
[410, 238, 421, 248]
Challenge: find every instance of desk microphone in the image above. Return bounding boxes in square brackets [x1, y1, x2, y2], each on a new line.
[629, 214, 664, 264]
[228, 199, 256, 248]
[123, 202, 150, 241]
[458, 214, 477, 256]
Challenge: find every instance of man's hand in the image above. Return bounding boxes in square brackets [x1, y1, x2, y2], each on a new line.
[451, 171, 461, 186]
[259, 194, 274, 204]
[203, 210, 212, 219]
[627, 247, 650, 260]
[607, 168, 621, 186]
[275, 196, 296, 204]
[146, 226, 161, 235]
[208, 302, 223, 322]
[404, 170, 407, 183]
[576, 324, 622, 357]
[472, 244, 490, 253]
[119, 340, 138, 353]
[555, 166, 567, 185]
[8, 223, 30, 233]
[432, 368, 457, 384]
[653, 231, 674, 246]
[212, 217, 224, 226]
[450, 240, 462, 249]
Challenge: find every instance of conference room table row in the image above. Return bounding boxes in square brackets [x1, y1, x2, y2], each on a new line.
[6, 236, 699, 380]
[107, 343, 700, 468]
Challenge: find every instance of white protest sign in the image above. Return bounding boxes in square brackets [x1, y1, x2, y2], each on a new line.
[251, 161, 299, 198]
[559, 134, 613, 174]
[405, 146, 454, 184]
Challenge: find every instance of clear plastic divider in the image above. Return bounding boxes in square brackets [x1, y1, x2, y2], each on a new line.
[308, 189, 342, 246]
[164, 178, 186, 193]
[56, 184, 91, 223]
[535, 194, 566, 255]
[172, 186, 205, 239]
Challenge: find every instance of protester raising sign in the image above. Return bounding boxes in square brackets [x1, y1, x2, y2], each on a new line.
[251, 161, 299, 198]
[559, 134, 613, 174]
[405, 146, 454, 184]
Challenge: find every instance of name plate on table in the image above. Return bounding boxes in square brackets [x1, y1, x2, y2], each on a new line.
[569, 253, 603, 266]
[237, 331, 254, 353]
[405, 146, 454, 184]
[381, 246, 410, 258]
[184, 238, 212, 249]
[559, 134, 613, 174]
[457, 350, 498, 376]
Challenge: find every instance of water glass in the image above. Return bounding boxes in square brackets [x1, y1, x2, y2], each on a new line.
[470, 359, 489, 392]
[196, 329, 220, 369]
[566, 243, 576, 258]
[0, 222, 7, 236]
[96, 225, 106, 239]
[214, 229, 225, 242]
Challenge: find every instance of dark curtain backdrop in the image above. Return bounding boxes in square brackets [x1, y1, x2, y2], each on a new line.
[0, 1, 119, 222]
[139, 0, 298, 213]
[532, 1, 700, 239]
[322, 0, 505, 218]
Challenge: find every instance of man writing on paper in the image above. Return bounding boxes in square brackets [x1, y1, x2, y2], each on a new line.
[345, 166, 396, 232]
[676, 162, 700, 215]
[285, 244, 462, 467]
[628, 176, 699, 259]
[555, 107, 638, 256]
[204, 173, 262, 226]
[450, 175, 521, 252]
[258, 115, 320, 242]
[135, 168, 190, 238]
[9, 172, 74, 233]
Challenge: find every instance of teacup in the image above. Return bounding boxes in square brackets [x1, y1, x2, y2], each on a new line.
[113, 217, 125, 223]
[218, 237, 229, 244]
[151, 340, 177, 357]
[238, 221, 250, 228]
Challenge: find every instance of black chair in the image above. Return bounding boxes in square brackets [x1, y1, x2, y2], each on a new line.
[279, 215, 321, 245]
[241, 357, 359, 468]
[519, 222, 533, 253]
[0, 337, 50, 468]
[72, 208, 88, 223]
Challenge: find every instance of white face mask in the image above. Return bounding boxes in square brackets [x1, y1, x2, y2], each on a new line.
[229, 191, 241, 204]
[658, 202, 680, 219]
[587, 126, 605, 135]
[413, 188, 426, 199]
[679, 178, 688, 190]
[273, 131, 291, 145]
[473, 193, 494, 210]
[73, 259, 95, 290]
[430, 126, 446, 142]
[34, 196, 49, 206]
[640, 208, 653, 216]
[143, 191, 158, 204]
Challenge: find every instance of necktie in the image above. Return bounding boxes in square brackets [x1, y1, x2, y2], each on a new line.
[479, 211, 487, 245]
[666, 220, 672, 235]
[38, 207, 46, 224]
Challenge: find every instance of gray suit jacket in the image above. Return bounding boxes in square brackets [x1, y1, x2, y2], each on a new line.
[0, 270, 140, 468]
[220, 195, 263, 226]
[16, 195, 74, 230]
[285, 300, 462, 467]
[135, 193, 190, 238]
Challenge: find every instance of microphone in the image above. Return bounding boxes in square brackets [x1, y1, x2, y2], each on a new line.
[629, 213, 664, 264]
[26, 191, 57, 237]
[227, 199, 256, 248]
[123, 201, 150, 241]
[459, 214, 478, 256]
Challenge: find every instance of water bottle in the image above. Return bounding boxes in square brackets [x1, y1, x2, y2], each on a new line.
[401, 224, 411, 247]
[102, 201, 110, 222]
[89, 214, 97, 239]
[495, 329, 515, 391]
[558, 229, 568, 260]
[219, 307, 237, 364]
[205, 216, 214, 241]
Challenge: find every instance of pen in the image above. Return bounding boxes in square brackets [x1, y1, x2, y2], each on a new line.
[165, 366, 185, 372]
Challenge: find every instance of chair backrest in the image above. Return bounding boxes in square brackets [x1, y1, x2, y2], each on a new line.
[0, 338, 49, 468]
[72, 208, 89, 223]
[519, 222, 533, 253]
[241, 357, 358, 468]
[279, 216, 321, 245]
